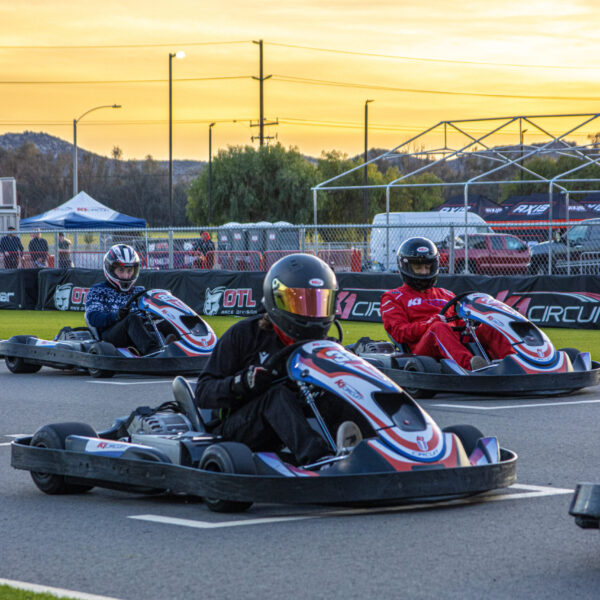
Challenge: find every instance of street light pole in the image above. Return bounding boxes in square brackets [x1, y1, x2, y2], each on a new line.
[168, 50, 185, 227]
[208, 122, 215, 224]
[363, 99, 374, 242]
[73, 104, 121, 196]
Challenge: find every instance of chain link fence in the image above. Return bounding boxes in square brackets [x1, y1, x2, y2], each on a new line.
[2, 219, 600, 275]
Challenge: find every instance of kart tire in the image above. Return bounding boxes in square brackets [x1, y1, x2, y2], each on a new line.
[443, 424, 484, 456]
[30, 422, 97, 495]
[199, 442, 256, 513]
[87, 342, 116, 378]
[5, 355, 42, 374]
[558, 347, 581, 363]
[402, 356, 440, 399]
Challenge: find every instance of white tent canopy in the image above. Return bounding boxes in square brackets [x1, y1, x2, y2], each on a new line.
[20, 191, 146, 230]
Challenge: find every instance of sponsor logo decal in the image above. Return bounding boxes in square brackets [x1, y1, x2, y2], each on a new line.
[0, 291, 15, 303]
[416, 435, 428, 452]
[53, 283, 90, 311]
[417, 246, 429, 253]
[309, 278, 324, 287]
[203, 286, 257, 316]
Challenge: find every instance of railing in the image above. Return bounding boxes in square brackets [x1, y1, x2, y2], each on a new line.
[3, 220, 600, 275]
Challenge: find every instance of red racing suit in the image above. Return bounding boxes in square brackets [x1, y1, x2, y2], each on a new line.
[380, 284, 514, 370]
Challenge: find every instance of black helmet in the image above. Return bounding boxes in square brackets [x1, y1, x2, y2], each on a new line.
[103, 244, 140, 292]
[397, 237, 439, 291]
[262, 253, 338, 342]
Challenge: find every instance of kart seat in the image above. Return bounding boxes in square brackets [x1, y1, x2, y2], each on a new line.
[84, 314, 101, 341]
[172, 376, 207, 433]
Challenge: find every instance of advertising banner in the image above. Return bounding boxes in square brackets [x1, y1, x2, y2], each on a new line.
[15, 268, 600, 330]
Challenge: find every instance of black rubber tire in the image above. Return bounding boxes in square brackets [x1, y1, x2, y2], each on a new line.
[199, 442, 256, 513]
[5, 355, 42, 374]
[30, 422, 97, 494]
[558, 347, 581, 363]
[87, 342, 116, 378]
[443, 424, 484, 456]
[402, 356, 440, 399]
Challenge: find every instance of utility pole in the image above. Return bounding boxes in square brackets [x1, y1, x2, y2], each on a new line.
[363, 99, 374, 243]
[251, 39, 278, 144]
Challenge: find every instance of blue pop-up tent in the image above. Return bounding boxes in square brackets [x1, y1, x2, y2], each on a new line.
[20, 191, 146, 230]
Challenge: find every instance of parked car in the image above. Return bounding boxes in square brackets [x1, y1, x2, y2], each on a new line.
[529, 218, 600, 275]
[439, 233, 531, 275]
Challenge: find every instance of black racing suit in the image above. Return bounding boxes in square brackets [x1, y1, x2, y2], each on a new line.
[195, 314, 334, 465]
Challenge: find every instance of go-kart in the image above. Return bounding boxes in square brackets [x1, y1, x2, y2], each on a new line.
[0, 289, 217, 378]
[11, 339, 516, 512]
[569, 483, 600, 529]
[351, 291, 600, 398]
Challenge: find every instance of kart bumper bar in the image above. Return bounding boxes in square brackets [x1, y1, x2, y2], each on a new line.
[0, 341, 209, 375]
[11, 438, 517, 506]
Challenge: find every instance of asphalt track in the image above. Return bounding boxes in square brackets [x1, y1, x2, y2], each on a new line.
[1, 363, 599, 600]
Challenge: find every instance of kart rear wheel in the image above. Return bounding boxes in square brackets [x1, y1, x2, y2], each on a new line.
[5, 355, 42, 374]
[402, 356, 440, 399]
[87, 342, 115, 378]
[443, 424, 484, 456]
[558, 347, 581, 363]
[199, 442, 256, 513]
[30, 422, 97, 494]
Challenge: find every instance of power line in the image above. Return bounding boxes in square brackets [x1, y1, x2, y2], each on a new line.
[267, 41, 600, 70]
[271, 74, 600, 101]
[0, 40, 250, 50]
[0, 75, 251, 85]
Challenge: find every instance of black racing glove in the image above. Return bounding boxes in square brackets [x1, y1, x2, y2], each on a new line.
[231, 365, 273, 398]
[117, 306, 130, 320]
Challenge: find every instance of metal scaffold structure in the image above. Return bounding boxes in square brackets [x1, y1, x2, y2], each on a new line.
[313, 112, 600, 269]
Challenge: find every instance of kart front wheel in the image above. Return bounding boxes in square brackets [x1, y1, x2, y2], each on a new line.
[5, 355, 42, 374]
[402, 356, 440, 399]
[87, 342, 115, 378]
[199, 442, 256, 513]
[443, 424, 484, 456]
[30, 422, 97, 494]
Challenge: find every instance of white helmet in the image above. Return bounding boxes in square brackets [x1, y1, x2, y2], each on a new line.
[103, 244, 140, 292]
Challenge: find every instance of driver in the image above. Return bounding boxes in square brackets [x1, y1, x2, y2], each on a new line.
[381, 237, 514, 371]
[85, 244, 160, 355]
[195, 253, 360, 466]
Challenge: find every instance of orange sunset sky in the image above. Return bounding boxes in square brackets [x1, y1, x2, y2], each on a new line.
[2, 0, 600, 162]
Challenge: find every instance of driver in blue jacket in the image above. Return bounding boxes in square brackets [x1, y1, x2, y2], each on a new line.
[85, 244, 159, 355]
[195, 253, 363, 467]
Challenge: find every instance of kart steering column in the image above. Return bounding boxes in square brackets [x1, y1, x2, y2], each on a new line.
[297, 381, 337, 453]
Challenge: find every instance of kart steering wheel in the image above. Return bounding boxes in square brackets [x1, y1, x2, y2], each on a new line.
[124, 288, 148, 310]
[439, 290, 478, 319]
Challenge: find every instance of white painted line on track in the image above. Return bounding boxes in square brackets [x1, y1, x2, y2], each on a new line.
[432, 398, 600, 411]
[128, 483, 573, 530]
[87, 379, 174, 385]
[0, 578, 123, 600]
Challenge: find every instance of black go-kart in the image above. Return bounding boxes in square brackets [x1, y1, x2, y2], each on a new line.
[351, 292, 600, 398]
[11, 339, 517, 512]
[569, 483, 600, 530]
[0, 289, 217, 378]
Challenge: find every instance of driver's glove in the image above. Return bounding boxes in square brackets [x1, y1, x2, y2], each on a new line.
[426, 314, 446, 325]
[231, 365, 273, 398]
[117, 306, 130, 320]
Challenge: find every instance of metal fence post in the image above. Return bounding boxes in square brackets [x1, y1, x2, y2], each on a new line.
[449, 225, 455, 275]
[168, 229, 174, 269]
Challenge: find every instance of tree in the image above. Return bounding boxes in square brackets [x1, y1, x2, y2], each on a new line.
[186, 143, 318, 225]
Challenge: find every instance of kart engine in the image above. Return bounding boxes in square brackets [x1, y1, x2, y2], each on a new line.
[127, 411, 193, 436]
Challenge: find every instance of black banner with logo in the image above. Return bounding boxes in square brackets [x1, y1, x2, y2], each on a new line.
[0, 269, 38, 309]
[7, 268, 600, 330]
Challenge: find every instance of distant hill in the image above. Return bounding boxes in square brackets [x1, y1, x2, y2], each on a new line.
[0, 130, 206, 178]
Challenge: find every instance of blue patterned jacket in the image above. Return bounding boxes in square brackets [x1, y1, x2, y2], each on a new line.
[85, 282, 145, 335]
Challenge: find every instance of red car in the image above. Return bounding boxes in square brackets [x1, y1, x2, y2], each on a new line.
[439, 233, 531, 275]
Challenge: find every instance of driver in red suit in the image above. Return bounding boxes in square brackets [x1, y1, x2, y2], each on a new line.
[380, 237, 514, 371]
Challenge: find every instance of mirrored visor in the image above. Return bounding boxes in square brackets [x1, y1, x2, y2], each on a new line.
[273, 283, 336, 318]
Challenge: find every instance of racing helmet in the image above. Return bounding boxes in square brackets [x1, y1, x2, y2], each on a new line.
[103, 244, 140, 292]
[262, 253, 338, 342]
[397, 237, 439, 291]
